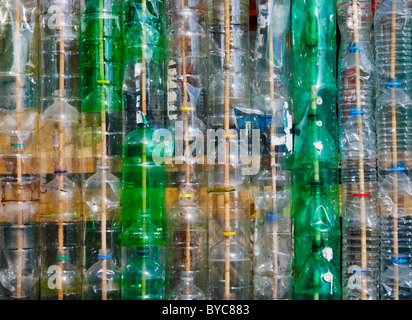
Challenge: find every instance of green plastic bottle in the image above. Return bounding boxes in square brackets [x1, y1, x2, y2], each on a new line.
[294, 241, 341, 300]
[292, 0, 341, 299]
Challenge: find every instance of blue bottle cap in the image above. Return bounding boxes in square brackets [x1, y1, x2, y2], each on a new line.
[348, 42, 364, 53]
[386, 78, 402, 88]
[349, 106, 365, 116]
[391, 162, 406, 172]
[265, 214, 280, 221]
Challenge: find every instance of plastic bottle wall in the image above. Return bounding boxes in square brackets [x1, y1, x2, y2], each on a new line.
[3, 0, 412, 302]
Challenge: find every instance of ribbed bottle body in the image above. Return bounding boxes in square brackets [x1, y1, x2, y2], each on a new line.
[250, 0, 293, 300]
[207, 0, 252, 300]
[0, 0, 40, 300]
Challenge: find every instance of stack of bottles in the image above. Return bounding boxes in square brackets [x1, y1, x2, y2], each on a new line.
[375, 0, 412, 300]
[121, 0, 166, 300]
[292, 0, 341, 300]
[251, 0, 293, 300]
[80, 0, 123, 300]
[207, 0, 252, 300]
[164, 0, 209, 300]
[0, 0, 39, 300]
[338, 0, 380, 300]
[39, 0, 83, 300]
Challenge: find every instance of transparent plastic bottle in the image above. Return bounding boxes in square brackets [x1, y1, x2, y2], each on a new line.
[83, 160, 121, 282]
[251, 164, 293, 300]
[165, 0, 208, 126]
[379, 169, 412, 300]
[83, 249, 121, 300]
[338, 44, 375, 125]
[339, 109, 377, 200]
[207, 0, 251, 301]
[374, 0, 412, 98]
[39, 171, 83, 300]
[0, 0, 39, 300]
[165, 187, 208, 299]
[40, 249, 82, 300]
[168, 271, 205, 300]
[342, 194, 380, 300]
[337, 0, 373, 62]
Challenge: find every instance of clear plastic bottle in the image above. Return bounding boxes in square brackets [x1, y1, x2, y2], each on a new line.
[0, 0, 39, 300]
[168, 271, 205, 300]
[375, 80, 412, 175]
[374, 0, 412, 98]
[165, 187, 208, 299]
[165, 0, 208, 126]
[379, 169, 412, 300]
[83, 160, 121, 289]
[339, 109, 377, 200]
[251, 165, 293, 300]
[83, 249, 121, 300]
[251, 0, 293, 300]
[338, 45, 375, 125]
[341, 194, 380, 300]
[337, 0, 373, 62]
[207, 0, 251, 300]
[39, 171, 83, 300]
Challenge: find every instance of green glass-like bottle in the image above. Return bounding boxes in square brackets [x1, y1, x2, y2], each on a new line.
[121, 0, 166, 300]
[121, 118, 166, 299]
[292, 0, 341, 299]
[294, 241, 341, 300]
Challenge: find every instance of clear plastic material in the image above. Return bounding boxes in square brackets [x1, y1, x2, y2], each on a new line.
[163, 0, 208, 301]
[337, 0, 373, 61]
[375, 83, 412, 174]
[338, 46, 374, 124]
[379, 171, 412, 299]
[38, 0, 84, 300]
[374, 0, 412, 98]
[0, 0, 39, 300]
[165, 0, 208, 125]
[165, 187, 208, 299]
[83, 249, 121, 300]
[207, 0, 251, 300]
[39, 171, 83, 299]
[342, 195, 380, 300]
[250, 0, 293, 300]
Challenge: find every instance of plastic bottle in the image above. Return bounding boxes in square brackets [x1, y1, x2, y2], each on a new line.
[379, 169, 412, 299]
[374, 0, 412, 99]
[341, 194, 380, 299]
[83, 249, 121, 300]
[207, 0, 252, 300]
[337, 0, 373, 62]
[294, 240, 341, 300]
[0, 0, 40, 300]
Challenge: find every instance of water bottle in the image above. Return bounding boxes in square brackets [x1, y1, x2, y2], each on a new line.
[337, 0, 373, 62]
[374, 0, 412, 99]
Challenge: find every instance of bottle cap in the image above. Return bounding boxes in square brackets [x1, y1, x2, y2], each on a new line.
[348, 42, 364, 53]
[386, 78, 402, 88]
[266, 214, 280, 221]
[391, 162, 406, 172]
[349, 106, 365, 116]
